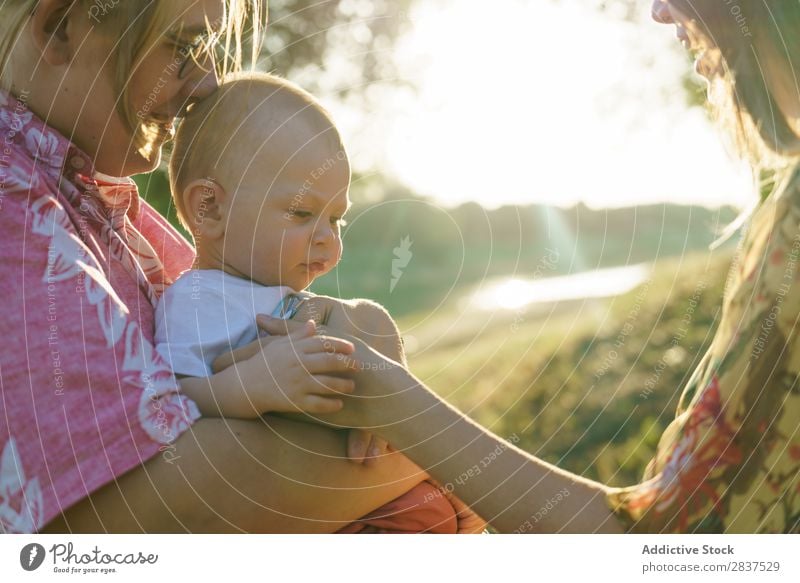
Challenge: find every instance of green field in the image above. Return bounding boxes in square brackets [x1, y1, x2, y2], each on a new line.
[401, 249, 733, 488]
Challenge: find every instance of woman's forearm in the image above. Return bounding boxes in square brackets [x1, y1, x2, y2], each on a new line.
[41, 417, 426, 533]
[355, 367, 625, 533]
[179, 370, 260, 419]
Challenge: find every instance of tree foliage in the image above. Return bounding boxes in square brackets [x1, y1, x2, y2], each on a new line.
[257, 0, 415, 95]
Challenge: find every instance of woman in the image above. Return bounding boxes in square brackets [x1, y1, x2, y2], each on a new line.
[282, 0, 800, 533]
[0, 0, 438, 534]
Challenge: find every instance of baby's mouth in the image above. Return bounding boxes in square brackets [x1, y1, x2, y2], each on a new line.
[302, 261, 329, 275]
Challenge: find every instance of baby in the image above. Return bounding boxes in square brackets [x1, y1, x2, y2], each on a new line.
[155, 72, 459, 533]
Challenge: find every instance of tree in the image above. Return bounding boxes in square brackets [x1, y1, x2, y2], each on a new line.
[138, 0, 415, 232]
[259, 0, 414, 96]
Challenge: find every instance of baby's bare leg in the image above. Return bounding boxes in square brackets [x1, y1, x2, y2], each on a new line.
[296, 295, 406, 365]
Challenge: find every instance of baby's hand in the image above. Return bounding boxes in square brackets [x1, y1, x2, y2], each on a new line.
[243, 320, 358, 414]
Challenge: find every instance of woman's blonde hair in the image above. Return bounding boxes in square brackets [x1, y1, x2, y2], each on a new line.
[0, 0, 266, 158]
[672, 0, 800, 195]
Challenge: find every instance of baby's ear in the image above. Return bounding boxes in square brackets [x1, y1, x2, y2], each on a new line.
[182, 178, 227, 239]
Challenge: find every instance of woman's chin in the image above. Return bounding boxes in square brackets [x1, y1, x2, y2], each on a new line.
[694, 48, 724, 80]
[92, 139, 164, 177]
[128, 144, 164, 176]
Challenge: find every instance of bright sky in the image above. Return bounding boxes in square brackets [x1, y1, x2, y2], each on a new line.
[328, 0, 755, 210]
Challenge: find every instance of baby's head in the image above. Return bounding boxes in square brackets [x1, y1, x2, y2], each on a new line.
[170, 72, 351, 291]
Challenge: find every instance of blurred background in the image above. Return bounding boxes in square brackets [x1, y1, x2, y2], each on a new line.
[138, 0, 753, 488]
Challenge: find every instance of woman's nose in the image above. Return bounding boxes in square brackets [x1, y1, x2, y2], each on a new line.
[651, 0, 674, 24]
[184, 67, 219, 101]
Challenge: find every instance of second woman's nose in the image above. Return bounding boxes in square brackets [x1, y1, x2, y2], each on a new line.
[175, 69, 219, 118]
[185, 67, 220, 102]
[651, 0, 674, 24]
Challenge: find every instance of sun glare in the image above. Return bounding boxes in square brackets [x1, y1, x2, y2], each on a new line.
[334, 0, 754, 210]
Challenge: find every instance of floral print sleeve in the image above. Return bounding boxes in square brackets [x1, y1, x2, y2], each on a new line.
[606, 167, 800, 533]
[0, 90, 199, 533]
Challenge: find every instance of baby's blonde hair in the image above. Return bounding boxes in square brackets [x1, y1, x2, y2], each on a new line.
[169, 71, 344, 231]
[0, 0, 265, 158]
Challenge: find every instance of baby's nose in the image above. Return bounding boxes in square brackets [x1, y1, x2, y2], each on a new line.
[313, 227, 333, 244]
[651, 0, 674, 24]
[312, 221, 337, 244]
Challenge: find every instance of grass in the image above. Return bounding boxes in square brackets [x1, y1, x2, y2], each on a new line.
[401, 248, 733, 487]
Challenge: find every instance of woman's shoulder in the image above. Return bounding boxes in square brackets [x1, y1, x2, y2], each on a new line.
[0, 91, 78, 203]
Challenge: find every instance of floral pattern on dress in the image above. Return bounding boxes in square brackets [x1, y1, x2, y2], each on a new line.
[607, 167, 800, 533]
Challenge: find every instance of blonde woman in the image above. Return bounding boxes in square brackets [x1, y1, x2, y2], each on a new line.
[0, 0, 438, 534]
[275, 0, 800, 533]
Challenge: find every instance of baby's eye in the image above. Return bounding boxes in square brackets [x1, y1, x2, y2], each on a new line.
[292, 210, 313, 219]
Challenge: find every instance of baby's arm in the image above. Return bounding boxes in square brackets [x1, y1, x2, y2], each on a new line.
[201, 294, 405, 425]
[154, 278, 357, 419]
[177, 322, 358, 419]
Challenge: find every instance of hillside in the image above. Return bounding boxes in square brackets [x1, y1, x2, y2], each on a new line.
[312, 200, 738, 318]
[403, 249, 733, 487]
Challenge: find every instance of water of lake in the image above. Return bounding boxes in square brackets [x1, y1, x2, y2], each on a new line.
[469, 263, 652, 311]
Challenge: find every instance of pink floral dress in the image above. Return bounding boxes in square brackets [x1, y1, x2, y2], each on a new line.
[606, 166, 800, 533]
[0, 90, 200, 533]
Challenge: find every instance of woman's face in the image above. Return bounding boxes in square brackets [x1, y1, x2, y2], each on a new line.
[26, 0, 224, 177]
[651, 0, 724, 81]
[123, 0, 226, 173]
[652, 0, 799, 135]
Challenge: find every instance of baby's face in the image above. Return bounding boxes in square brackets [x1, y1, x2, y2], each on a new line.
[221, 133, 351, 291]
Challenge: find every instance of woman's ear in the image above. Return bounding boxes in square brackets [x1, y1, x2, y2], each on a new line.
[29, 0, 81, 67]
[183, 178, 228, 240]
